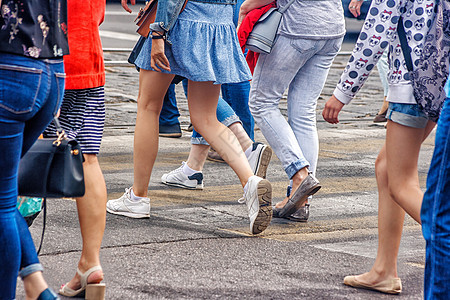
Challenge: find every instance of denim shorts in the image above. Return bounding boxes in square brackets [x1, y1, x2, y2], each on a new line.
[386, 102, 429, 128]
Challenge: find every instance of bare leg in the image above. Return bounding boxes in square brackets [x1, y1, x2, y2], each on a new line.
[187, 81, 253, 187]
[229, 122, 253, 151]
[186, 144, 210, 171]
[23, 272, 48, 300]
[185, 121, 252, 172]
[386, 120, 436, 222]
[354, 144, 405, 284]
[350, 120, 436, 285]
[63, 154, 106, 289]
[133, 70, 174, 197]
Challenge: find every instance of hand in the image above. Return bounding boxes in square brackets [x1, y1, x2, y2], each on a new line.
[322, 95, 345, 124]
[237, 3, 251, 30]
[121, 0, 136, 13]
[237, 0, 274, 30]
[151, 38, 171, 72]
[348, 0, 363, 18]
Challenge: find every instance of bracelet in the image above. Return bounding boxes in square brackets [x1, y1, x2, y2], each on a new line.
[151, 31, 165, 40]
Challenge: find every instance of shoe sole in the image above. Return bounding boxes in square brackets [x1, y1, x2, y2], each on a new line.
[106, 207, 150, 219]
[161, 180, 203, 190]
[252, 179, 273, 234]
[254, 145, 272, 179]
[159, 133, 182, 138]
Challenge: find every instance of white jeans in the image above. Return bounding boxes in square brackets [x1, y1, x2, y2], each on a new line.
[250, 35, 343, 179]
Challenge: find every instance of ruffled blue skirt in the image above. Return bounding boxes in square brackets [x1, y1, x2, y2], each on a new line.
[135, 1, 252, 84]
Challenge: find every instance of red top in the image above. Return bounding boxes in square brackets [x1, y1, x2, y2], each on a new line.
[64, 0, 106, 90]
[237, 2, 276, 74]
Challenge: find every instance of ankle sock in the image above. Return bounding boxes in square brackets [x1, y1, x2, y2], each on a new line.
[182, 162, 200, 176]
[130, 188, 148, 202]
[244, 144, 253, 158]
[243, 180, 249, 194]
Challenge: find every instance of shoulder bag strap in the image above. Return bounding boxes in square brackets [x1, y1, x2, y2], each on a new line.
[36, 198, 46, 255]
[36, 117, 64, 255]
[278, 0, 297, 13]
[397, 16, 414, 72]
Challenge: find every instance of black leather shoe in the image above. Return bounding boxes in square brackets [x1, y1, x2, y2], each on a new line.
[159, 123, 182, 138]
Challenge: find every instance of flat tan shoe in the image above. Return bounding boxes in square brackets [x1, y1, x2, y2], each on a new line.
[343, 275, 402, 294]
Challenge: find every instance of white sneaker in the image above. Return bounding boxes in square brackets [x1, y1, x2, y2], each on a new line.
[106, 188, 150, 218]
[239, 175, 272, 234]
[247, 142, 272, 178]
[161, 162, 204, 190]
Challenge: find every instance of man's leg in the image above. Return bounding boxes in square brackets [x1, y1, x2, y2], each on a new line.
[159, 84, 181, 138]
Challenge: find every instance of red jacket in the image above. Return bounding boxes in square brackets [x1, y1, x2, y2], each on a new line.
[237, 2, 276, 74]
[64, 0, 106, 90]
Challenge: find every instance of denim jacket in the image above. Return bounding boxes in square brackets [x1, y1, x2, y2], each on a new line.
[150, 0, 236, 43]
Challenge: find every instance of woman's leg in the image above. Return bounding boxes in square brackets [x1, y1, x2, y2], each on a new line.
[133, 69, 174, 197]
[352, 144, 405, 284]
[62, 154, 106, 289]
[187, 81, 252, 186]
[0, 120, 27, 298]
[349, 120, 436, 285]
[188, 81, 272, 234]
[184, 122, 253, 172]
[386, 120, 436, 223]
[162, 96, 262, 190]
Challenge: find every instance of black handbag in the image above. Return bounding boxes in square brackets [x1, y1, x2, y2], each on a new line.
[128, 35, 147, 65]
[18, 118, 85, 198]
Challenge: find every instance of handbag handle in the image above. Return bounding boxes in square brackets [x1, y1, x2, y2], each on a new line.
[51, 117, 67, 146]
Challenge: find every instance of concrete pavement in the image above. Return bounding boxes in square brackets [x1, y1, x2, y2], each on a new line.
[16, 52, 434, 299]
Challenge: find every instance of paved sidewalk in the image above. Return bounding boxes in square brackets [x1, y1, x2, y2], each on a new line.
[17, 53, 434, 299]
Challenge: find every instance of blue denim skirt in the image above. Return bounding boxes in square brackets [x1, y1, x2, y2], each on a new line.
[135, 1, 252, 84]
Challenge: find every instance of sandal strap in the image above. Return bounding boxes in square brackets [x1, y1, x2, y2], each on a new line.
[77, 265, 103, 288]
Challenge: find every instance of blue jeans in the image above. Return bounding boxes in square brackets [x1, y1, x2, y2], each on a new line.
[250, 35, 343, 178]
[159, 84, 179, 126]
[421, 98, 450, 299]
[191, 95, 241, 145]
[0, 53, 65, 298]
[221, 81, 254, 141]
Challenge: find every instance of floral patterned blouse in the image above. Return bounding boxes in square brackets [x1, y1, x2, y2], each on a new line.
[0, 0, 69, 58]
